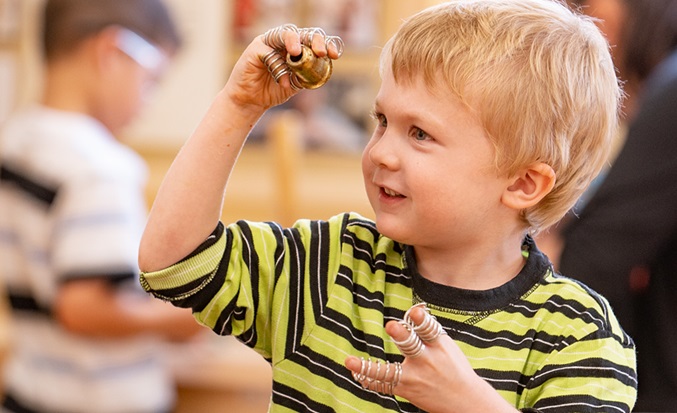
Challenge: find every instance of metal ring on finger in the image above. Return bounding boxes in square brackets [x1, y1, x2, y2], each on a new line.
[392, 320, 425, 358]
[260, 49, 291, 83]
[298, 27, 326, 47]
[382, 361, 391, 383]
[362, 358, 373, 388]
[325, 35, 344, 58]
[288, 73, 304, 91]
[381, 361, 402, 395]
[370, 361, 381, 385]
[414, 309, 447, 343]
[261, 23, 344, 90]
[352, 359, 400, 396]
[353, 358, 373, 389]
[403, 302, 428, 324]
[404, 302, 447, 343]
[352, 357, 368, 382]
[379, 361, 401, 396]
[262, 23, 299, 50]
[298, 28, 345, 58]
[368, 360, 390, 394]
[393, 361, 402, 386]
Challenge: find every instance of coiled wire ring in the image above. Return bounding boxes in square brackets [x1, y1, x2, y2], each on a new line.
[299, 27, 325, 47]
[260, 23, 345, 89]
[264, 24, 344, 57]
[351, 358, 402, 396]
[260, 49, 290, 83]
[324, 35, 344, 58]
[406, 303, 447, 343]
[262, 23, 299, 51]
[392, 320, 425, 358]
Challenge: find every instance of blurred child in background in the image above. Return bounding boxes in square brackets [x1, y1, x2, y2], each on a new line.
[0, 1, 202, 412]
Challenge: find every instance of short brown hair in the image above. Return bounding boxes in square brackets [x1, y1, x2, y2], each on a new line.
[42, 0, 181, 61]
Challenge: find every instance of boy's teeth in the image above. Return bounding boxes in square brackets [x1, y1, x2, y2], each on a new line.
[384, 188, 400, 196]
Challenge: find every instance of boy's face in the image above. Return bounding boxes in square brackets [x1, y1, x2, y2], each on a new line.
[361, 69, 514, 249]
[98, 28, 170, 133]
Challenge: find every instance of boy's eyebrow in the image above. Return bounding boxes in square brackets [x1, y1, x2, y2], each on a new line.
[372, 97, 434, 127]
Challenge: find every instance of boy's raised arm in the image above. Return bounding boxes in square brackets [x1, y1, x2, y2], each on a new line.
[138, 31, 340, 272]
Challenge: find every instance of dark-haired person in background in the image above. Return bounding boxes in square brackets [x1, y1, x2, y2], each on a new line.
[550, 0, 677, 410]
[0, 1, 201, 412]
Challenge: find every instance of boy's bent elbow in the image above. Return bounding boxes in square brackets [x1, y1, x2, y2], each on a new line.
[139, 224, 214, 273]
[138, 228, 180, 273]
[138, 236, 162, 274]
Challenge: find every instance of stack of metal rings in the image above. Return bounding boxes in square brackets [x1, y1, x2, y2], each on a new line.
[350, 303, 447, 396]
[261, 23, 344, 90]
[352, 358, 403, 396]
[393, 302, 447, 358]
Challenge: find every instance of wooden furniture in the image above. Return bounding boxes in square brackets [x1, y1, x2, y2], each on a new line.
[169, 336, 273, 413]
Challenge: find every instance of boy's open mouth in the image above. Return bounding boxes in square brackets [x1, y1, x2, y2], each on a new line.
[382, 187, 405, 198]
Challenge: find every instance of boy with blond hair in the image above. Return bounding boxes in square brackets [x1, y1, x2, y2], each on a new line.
[138, 0, 637, 411]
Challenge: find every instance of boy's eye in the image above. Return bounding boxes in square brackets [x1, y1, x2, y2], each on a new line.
[412, 127, 429, 141]
[371, 110, 387, 128]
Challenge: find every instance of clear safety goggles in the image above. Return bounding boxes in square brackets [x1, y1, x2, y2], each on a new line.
[115, 27, 167, 72]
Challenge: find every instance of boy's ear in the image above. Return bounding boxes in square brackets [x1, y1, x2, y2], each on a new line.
[91, 26, 123, 71]
[501, 162, 556, 210]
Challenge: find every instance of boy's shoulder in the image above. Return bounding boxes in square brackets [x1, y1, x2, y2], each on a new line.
[527, 270, 633, 346]
[289, 212, 383, 245]
[2, 107, 143, 182]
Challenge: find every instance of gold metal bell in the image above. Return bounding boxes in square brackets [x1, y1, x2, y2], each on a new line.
[286, 45, 333, 90]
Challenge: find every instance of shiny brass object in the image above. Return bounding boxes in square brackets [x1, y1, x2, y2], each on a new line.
[286, 45, 333, 90]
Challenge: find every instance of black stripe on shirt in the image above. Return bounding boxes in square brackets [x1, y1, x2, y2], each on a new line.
[280, 225, 307, 356]
[531, 393, 630, 413]
[6, 292, 51, 316]
[308, 219, 330, 328]
[0, 165, 58, 205]
[236, 221, 261, 346]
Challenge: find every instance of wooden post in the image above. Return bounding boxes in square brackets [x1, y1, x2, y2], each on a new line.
[267, 110, 304, 227]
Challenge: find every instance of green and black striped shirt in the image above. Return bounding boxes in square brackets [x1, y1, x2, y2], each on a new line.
[141, 213, 637, 412]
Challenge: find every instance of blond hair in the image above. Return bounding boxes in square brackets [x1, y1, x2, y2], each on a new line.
[382, 0, 622, 232]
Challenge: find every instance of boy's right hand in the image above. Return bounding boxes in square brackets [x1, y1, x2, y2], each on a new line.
[223, 25, 343, 117]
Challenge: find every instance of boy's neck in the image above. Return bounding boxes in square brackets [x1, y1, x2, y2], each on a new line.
[41, 60, 95, 116]
[413, 232, 528, 290]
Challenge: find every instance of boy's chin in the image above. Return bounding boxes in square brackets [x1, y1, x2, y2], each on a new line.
[374, 216, 409, 243]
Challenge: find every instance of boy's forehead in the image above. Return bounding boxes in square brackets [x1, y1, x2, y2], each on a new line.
[377, 66, 470, 111]
[374, 71, 479, 129]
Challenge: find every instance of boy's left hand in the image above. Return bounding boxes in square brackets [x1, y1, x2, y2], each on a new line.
[345, 305, 519, 413]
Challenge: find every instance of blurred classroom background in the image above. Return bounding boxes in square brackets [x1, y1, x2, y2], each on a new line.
[0, 1, 441, 411]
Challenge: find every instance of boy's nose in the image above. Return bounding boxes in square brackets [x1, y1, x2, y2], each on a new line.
[367, 134, 400, 170]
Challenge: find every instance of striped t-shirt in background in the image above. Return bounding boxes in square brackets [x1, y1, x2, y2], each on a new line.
[0, 106, 174, 413]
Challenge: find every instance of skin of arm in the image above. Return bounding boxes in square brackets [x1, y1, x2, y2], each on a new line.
[139, 33, 339, 272]
[54, 278, 202, 341]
